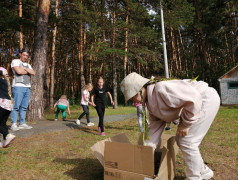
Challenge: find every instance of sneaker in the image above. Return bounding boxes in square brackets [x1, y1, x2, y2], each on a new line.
[76, 119, 80, 125]
[165, 126, 171, 131]
[54, 119, 58, 121]
[201, 165, 214, 179]
[11, 123, 20, 131]
[3, 134, 16, 148]
[19, 124, 33, 130]
[87, 122, 94, 127]
[63, 118, 66, 121]
[100, 132, 105, 136]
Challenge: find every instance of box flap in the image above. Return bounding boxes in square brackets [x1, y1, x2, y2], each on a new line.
[156, 136, 178, 180]
[90, 133, 130, 167]
[157, 134, 172, 149]
[105, 141, 134, 171]
[104, 141, 154, 176]
[104, 167, 154, 180]
[157, 147, 169, 179]
[134, 145, 154, 176]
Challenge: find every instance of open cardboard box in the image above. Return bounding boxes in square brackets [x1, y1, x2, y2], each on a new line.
[91, 133, 178, 180]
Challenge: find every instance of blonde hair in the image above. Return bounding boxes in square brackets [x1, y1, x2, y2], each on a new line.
[97, 76, 104, 83]
[83, 83, 93, 91]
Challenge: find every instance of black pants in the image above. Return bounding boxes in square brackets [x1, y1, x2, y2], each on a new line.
[95, 103, 105, 132]
[78, 105, 90, 123]
[0, 106, 10, 139]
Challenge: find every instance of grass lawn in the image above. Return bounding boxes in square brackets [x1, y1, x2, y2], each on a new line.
[45, 105, 137, 121]
[0, 106, 237, 180]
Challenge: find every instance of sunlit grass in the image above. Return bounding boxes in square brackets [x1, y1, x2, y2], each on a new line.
[0, 106, 237, 179]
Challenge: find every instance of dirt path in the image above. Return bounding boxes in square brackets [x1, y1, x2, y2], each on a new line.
[11, 114, 136, 138]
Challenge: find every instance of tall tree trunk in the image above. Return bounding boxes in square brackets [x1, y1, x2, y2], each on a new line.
[194, 0, 211, 84]
[63, 43, 69, 94]
[112, 0, 118, 109]
[170, 26, 178, 77]
[101, 0, 106, 77]
[78, 1, 85, 91]
[19, 0, 23, 50]
[89, 44, 93, 83]
[124, 7, 129, 78]
[28, 0, 51, 121]
[50, 0, 58, 108]
[178, 29, 188, 77]
[79, 22, 85, 90]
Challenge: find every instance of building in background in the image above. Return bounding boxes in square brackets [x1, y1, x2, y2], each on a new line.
[218, 65, 238, 105]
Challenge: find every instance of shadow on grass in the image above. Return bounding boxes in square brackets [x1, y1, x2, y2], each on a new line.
[53, 157, 103, 180]
[53, 157, 185, 180]
[64, 123, 99, 135]
[105, 124, 136, 131]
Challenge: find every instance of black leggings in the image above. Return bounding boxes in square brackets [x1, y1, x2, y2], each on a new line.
[78, 105, 90, 123]
[0, 106, 10, 139]
[95, 103, 105, 132]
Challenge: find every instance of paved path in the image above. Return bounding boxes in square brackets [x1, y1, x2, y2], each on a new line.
[11, 114, 137, 138]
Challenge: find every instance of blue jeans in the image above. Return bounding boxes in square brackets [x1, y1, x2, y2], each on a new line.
[11, 87, 31, 125]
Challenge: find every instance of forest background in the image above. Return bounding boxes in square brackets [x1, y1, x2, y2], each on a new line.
[0, 0, 237, 121]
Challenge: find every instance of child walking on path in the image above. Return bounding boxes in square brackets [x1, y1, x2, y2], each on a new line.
[91, 77, 114, 136]
[0, 67, 16, 148]
[76, 83, 95, 126]
[54, 95, 71, 121]
[120, 72, 220, 180]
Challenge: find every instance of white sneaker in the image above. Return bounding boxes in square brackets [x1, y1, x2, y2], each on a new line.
[87, 122, 94, 127]
[19, 124, 33, 130]
[201, 165, 214, 179]
[11, 123, 20, 131]
[3, 134, 16, 148]
[54, 119, 58, 121]
[0, 141, 3, 148]
[76, 119, 80, 125]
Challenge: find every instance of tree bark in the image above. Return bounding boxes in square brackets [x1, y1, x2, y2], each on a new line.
[112, 0, 118, 109]
[79, 0, 85, 91]
[19, 0, 23, 50]
[28, 0, 51, 121]
[50, 0, 58, 108]
[124, 7, 129, 78]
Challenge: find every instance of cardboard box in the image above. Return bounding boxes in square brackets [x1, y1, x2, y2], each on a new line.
[91, 133, 178, 180]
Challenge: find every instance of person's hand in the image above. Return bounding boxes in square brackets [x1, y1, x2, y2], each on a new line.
[111, 101, 114, 106]
[176, 123, 189, 137]
[92, 103, 96, 107]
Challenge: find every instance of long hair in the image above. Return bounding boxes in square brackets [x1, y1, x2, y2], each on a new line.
[83, 83, 93, 91]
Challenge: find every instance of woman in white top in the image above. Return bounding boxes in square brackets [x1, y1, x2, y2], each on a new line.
[76, 83, 95, 126]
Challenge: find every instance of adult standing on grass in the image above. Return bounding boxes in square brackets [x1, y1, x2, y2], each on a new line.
[10, 46, 35, 131]
[91, 77, 114, 136]
[0, 67, 16, 148]
[120, 72, 220, 180]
